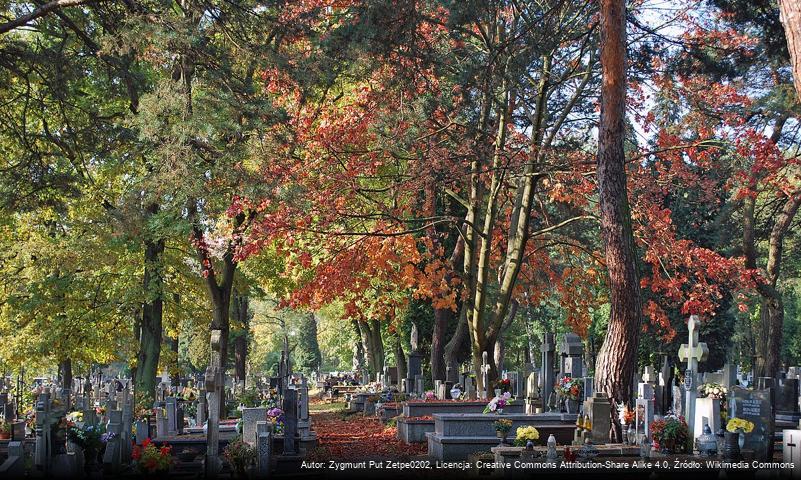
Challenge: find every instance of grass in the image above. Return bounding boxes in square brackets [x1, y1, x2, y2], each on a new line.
[309, 401, 347, 413]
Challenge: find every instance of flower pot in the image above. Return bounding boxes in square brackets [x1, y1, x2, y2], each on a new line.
[722, 431, 741, 460]
[564, 398, 579, 414]
[496, 430, 508, 445]
[494, 389, 502, 398]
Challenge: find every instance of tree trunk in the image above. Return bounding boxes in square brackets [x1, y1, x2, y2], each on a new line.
[393, 330, 407, 382]
[357, 320, 374, 375]
[369, 319, 385, 374]
[493, 301, 518, 373]
[444, 308, 470, 383]
[780, 0, 801, 98]
[594, 0, 642, 406]
[59, 358, 72, 395]
[431, 238, 465, 383]
[232, 291, 250, 389]
[135, 212, 164, 405]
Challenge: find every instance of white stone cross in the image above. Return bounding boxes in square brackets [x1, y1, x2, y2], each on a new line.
[480, 351, 491, 400]
[678, 315, 708, 439]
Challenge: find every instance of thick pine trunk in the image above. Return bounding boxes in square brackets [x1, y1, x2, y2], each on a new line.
[135, 218, 164, 405]
[594, 0, 642, 406]
[780, 0, 801, 98]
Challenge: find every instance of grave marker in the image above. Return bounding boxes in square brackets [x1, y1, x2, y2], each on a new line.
[678, 315, 708, 439]
[730, 386, 774, 461]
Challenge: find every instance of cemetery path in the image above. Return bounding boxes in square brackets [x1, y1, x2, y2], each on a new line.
[309, 409, 427, 461]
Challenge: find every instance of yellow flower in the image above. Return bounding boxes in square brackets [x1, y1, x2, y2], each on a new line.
[515, 425, 540, 440]
[726, 418, 754, 433]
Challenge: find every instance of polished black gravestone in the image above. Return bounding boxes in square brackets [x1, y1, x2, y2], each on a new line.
[730, 386, 774, 461]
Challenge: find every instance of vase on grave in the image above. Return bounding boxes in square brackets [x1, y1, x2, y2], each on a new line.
[565, 398, 579, 414]
[496, 430, 508, 446]
[526, 440, 534, 451]
[494, 389, 502, 398]
[737, 428, 745, 450]
[627, 425, 637, 446]
[496, 408, 504, 415]
[723, 431, 741, 460]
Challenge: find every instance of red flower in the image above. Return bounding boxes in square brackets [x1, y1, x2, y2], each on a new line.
[132, 445, 142, 461]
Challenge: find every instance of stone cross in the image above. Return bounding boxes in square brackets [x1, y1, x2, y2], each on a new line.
[204, 329, 224, 476]
[540, 334, 556, 412]
[480, 352, 491, 400]
[256, 421, 272, 478]
[678, 315, 708, 439]
[785, 429, 801, 478]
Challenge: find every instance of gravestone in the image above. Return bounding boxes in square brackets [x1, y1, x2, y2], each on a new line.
[525, 372, 540, 414]
[0, 441, 25, 476]
[693, 397, 720, 441]
[256, 421, 272, 479]
[480, 352, 490, 400]
[559, 334, 584, 378]
[504, 371, 520, 398]
[297, 377, 311, 439]
[121, 395, 133, 463]
[730, 386, 774, 461]
[778, 378, 800, 416]
[102, 410, 123, 474]
[783, 429, 801, 478]
[283, 388, 298, 455]
[165, 397, 178, 436]
[540, 334, 556, 412]
[636, 383, 655, 441]
[155, 406, 167, 439]
[11, 420, 25, 441]
[584, 392, 611, 444]
[204, 329, 224, 476]
[465, 376, 476, 400]
[657, 356, 673, 416]
[678, 315, 708, 439]
[582, 377, 594, 404]
[242, 407, 267, 446]
[435, 380, 443, 400]
[672, 384, 684, 416]
[197, 387, 208, 426]
[134, 419, 149, 445]
[414, 375, 424, 397]
[34, 391, 56, 474]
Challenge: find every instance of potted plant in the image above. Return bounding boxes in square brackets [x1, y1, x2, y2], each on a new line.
[513, 425, 540, 449]
[223, 437, 256, 479]
[131, 438, 173, 475]
[494, 419, 513, 445]
[0, 420, 10, 440]
[650, 415, 689, 453]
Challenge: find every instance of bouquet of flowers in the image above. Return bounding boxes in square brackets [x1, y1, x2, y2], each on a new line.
[267, 407, 285, 434]
[726, 418, 754, 433]
[698, 383, 727, 400]
[66, 422, 103, 451]
[494, 419, 513, 434]
[649, 414, 689, 451]
[132, 438, 173, 474]
[483, 392, 511, 413]
[424, 391, 436, 401]
[495, 378, 512, 393]
[513, 426, 540, 446]
[555, 376, 582, 400]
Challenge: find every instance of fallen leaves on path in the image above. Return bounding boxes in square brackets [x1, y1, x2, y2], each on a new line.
[310, 411, 427, 461]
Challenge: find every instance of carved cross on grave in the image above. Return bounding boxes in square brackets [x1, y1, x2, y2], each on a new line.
[204, 330, 224, 477]
[678, 315, 708, 438]
[480, 352, 491, 400]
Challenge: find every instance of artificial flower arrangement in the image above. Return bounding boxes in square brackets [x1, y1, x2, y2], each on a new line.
[698, 383, 727, 400]
[555, 376, 582, 400]
[66, 411, 84, 427]
[495, 378, 512, 393]
[131, 438, 173, 474]
[623, 406, 635, 425]
[0, 420, 10, 438]
[424, 391, 436, 401]
[267, 407, 285, 434]
[649, 414, 689, 452]
[483, 392, 511, 413]
[66, 421, 104, 451]
[513, 426, 540, 446]
[726, 418, 754, 433]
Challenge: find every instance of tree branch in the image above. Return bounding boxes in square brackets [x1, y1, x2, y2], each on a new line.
[0, 0, 101, 35]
